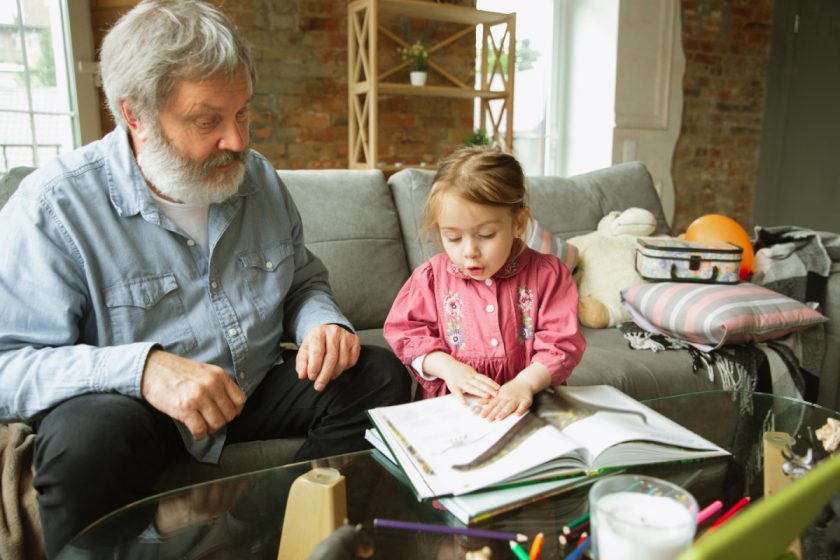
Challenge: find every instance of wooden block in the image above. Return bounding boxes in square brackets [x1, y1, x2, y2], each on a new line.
[277, 467, 347, 560]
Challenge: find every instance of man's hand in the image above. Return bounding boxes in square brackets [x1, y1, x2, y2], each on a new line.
[141, 349, 245, 440]
[295, 324, 361, 392]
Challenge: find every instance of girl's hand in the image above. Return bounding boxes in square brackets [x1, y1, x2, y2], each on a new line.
[479, 377, 533, 421]
[423, 352, 500, 404]
[441, 362, 500, 404]
[478, 362, 552, 421]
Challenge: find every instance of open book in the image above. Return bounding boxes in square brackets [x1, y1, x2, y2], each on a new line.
[366, 385, 729, 500]
[367, 427, 615, 524]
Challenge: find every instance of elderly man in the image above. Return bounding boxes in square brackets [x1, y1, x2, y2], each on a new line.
[0, 0, 410, 556]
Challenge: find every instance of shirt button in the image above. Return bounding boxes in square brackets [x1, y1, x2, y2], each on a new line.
[485, 279, 493, 286]
[265, 261, 274, 269]
[210, 281, 218, 290]
[186, 239, 196, 247]
[228, 328, 238, 337]
[239, 370, 247, 380]
[485, 304, 495, 313]
[490, 338, 499, 347]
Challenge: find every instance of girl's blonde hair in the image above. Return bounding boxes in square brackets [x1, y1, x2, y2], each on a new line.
[421, 147, 529, 237]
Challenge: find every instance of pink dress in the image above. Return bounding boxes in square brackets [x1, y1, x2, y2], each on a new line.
[384, 246, 586, 399]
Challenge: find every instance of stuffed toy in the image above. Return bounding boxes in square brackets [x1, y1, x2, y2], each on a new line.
[568, 208, 660, 328]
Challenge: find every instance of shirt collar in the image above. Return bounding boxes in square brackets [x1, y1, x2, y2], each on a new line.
[446, 239, 529, 280]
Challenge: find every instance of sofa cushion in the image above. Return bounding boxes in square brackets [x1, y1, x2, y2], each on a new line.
[388, 161, 671, 271]
[621, 281, 828, 351]
[387, 168, 439, 272]
[567, 327, 719, 401]
[0, 167, 34, 208]
[278, 170, 410, 331]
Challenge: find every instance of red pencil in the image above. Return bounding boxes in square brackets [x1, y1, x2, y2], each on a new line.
[709, 496, 750, 529]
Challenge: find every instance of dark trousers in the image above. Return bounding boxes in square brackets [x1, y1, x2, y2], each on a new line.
[32, 345, 410, 558]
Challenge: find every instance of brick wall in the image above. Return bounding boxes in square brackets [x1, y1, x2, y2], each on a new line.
[90, 1, 774, 229]
[672, 0, 773, 232]
[89, 0, 475, 169]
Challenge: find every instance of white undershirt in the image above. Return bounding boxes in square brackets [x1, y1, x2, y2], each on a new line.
[148, 188, 210, 254]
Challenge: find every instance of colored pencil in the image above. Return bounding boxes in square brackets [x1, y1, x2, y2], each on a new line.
[566, 535, 591, 560]
[710, 496, 751, 529]
[562, 512, 590, 535]
[528, 532, 544, 560]
[696, 499, 723, 525]
[559, 521, 590, 546]
[373, 518, 528, 542]
[509, 540, 531, 560]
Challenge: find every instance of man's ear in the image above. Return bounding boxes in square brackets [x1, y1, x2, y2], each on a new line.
[120, 101, 154, 150]
[120, 101, 143, 134]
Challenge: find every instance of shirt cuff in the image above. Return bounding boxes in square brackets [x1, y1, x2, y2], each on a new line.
[412, 354, 437, 380]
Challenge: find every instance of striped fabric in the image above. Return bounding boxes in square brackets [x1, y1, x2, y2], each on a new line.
[621, 282, 827, 351]
[523, 217, 578, 270]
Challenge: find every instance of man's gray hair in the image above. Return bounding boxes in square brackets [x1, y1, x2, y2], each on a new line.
[100, 0, 255, 127]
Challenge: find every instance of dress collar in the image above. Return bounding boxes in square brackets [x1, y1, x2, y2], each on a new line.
[446, 239, 528, 280]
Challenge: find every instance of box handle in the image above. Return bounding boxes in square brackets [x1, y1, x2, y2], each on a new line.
[671, 263, 719, 282]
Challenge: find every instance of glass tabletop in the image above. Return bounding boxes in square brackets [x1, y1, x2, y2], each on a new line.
[58, 391, 840, 559]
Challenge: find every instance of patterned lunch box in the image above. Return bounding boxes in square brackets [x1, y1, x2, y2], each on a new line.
[635, 238, 743, 284]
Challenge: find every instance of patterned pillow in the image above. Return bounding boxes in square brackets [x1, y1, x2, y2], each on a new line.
[523, 217, 578, 270]
[621, 282, 827, 351]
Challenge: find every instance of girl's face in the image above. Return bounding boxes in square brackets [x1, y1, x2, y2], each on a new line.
[436, 192, 528, 281]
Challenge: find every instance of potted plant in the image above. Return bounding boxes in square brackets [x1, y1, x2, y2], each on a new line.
[398, 41, 429, 86]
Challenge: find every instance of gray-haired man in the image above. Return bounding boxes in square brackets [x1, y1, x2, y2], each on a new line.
[0, 1, 410, 556]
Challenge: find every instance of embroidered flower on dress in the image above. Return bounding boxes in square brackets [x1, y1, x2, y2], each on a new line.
[519, 324, 534, 341]
[443, 293, 464, 318]
[447, 329, 465, 349]
[517, 288, 534, 311]
[443, 290, 466, 350]
[517, 286, 535, 343]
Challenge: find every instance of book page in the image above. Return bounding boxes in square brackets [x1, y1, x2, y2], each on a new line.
[541, 386, 727, 469]
[369, 394, 585, 497]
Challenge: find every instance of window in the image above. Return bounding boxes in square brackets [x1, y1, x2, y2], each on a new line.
[0, 0, 99, 173]
[475, 0, 618, 177]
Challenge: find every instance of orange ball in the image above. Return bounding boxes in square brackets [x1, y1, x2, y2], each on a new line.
[684, 214, 754, 281]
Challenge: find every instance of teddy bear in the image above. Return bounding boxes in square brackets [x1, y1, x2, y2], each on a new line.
[567, 207, 661, 328]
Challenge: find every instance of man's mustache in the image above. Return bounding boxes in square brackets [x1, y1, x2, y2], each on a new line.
[201, 147, 249, 173]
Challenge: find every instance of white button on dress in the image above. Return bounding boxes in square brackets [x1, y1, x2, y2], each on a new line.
[186, 239, 196, 247]
[485, 279, 493, 286]
[228, 328, 238, 337]
[490, 338, 499, 347]
[265, 261, 273, 269]
[485, 304, 495, 313]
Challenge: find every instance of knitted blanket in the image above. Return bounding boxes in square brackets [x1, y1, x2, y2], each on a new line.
[0, 422, 44, 560]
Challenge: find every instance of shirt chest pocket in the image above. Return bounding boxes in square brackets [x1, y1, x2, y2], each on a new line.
[103, 273, 198, 355]
[238, 242, 295, 321]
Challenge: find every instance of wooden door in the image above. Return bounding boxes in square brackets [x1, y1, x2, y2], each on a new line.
[755, 0, 840, 231]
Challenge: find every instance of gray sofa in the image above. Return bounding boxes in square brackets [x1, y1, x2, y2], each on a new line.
[1, 161, 839, 488]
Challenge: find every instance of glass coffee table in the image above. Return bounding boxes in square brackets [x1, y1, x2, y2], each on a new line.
[57, 391, 840, 559]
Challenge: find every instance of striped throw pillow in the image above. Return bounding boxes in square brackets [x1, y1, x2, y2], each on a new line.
[621, 282, 827, 351]
[523, 217, 578, 270]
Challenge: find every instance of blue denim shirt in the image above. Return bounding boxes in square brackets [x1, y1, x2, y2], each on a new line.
[0, 128, 351, 462]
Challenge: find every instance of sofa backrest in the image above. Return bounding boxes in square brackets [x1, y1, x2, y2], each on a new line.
[387, 160, 671, 271]
[277, 170, 410, 331]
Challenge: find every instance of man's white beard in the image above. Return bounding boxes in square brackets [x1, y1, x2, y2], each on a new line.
[137, 125, 249, 207]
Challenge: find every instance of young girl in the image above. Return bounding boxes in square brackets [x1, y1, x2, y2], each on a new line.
[383, 147, 586, 421]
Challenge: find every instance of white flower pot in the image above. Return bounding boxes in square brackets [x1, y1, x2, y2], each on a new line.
[410, 71, 427, 86]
